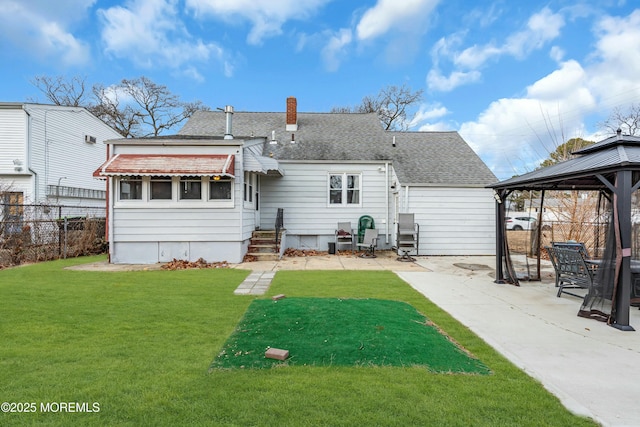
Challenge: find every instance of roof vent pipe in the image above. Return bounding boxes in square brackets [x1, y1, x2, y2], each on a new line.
[617, 128, 622, 139]
[270, 130, 277, 145]
[392, 136, 396, 147]
[224, 105, 234, 139]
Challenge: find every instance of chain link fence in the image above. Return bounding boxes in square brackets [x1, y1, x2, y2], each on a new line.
[0, 203, 106, 268]
[507, 221, 609, 258]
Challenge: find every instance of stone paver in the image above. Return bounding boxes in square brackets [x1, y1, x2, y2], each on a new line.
[233, 271, 275, 295]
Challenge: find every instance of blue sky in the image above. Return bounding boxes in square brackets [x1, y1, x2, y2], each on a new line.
[1, 0, 639, 180]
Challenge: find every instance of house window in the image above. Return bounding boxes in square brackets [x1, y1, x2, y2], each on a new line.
[150, 176, 173, 200]
[244, 172, 253, 203]
[329, 173, 361, 205]
[210, 177, 232, 200]
[119, 176, 143, 200]
[179, 177, 202, 200]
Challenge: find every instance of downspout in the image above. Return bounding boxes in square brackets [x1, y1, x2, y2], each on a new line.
[238, 152, 243, 255]
[385, 162, 389, 244]
[24, 107, 39, 201]
[404, 185, 409, 212]
[106, 143, 112, 263]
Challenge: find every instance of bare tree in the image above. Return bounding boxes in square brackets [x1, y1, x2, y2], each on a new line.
[29, 75, 91, 107]
[600, 103, 640, 136]
[31, 74, 210, 138]
[331, 84, 423, 130]
[116, 77, 209, 137]
[90, 84, 142, 138]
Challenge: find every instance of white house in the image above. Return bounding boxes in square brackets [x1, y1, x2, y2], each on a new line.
[95, 97, 498, 264]
[0, 103, 122, 220]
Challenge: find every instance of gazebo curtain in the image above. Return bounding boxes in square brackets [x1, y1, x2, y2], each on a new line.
[578, 206, 615, 322]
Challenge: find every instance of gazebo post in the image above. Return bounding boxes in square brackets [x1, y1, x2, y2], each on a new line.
[612, 170, 634, 331]
[494, 190, 507, 283]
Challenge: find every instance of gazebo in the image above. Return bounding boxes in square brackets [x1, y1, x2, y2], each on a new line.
[488, 130, 640, 331]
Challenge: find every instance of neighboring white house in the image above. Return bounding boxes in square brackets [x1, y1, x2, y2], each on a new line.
[95, 97, 498, 264]
[0, 103, 122, 219]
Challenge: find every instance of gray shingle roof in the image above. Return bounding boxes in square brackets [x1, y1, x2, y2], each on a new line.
[180, 110, 497, 186]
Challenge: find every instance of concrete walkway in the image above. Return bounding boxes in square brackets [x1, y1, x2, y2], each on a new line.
[400, 256, 640, 427]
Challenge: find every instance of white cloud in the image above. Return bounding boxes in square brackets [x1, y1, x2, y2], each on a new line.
[355, 0, 439, 41]
[503, 7, 564, 58]
[410, 103, 449, 130]
[98, 0, 232, 77]
[0, 0, 92, 67]
[185, 0, 331, 45]
[429, 34, 464, 67]
[587, 9, 640, 106]
[549, 46, 565, 62]
[459, 59, 598, 179]
[526, 60, 590, 101]
[454, 7, 564, 69]
[428, 7, 565, 93]
[453, 45, 502, 69]
[426, 68, 481, 92]
[182, 66, 205, 83]
[321, 29, 353, 72]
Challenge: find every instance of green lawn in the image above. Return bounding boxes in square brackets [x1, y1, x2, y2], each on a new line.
[0, 256, 597, 426]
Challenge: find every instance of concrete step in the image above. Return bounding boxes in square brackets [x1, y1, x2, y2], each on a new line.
[253, 230, 283, 237]
[250, 237, 278, 245]
[248, 244, 278, 253]
[246, 252, 280, 261]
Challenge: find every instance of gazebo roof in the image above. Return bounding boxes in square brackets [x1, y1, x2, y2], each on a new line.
[488, 132, 640, 191]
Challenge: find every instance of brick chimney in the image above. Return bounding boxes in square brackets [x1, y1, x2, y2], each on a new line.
[286, 96, 298, 131]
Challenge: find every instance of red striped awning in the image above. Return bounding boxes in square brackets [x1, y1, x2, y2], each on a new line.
[93, 154, 235, 178]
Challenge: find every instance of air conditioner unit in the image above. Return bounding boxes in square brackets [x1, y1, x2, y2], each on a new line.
[85, 135, 97, 144]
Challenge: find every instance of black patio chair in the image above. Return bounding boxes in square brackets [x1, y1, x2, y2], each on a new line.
[546, 246, 594, 298]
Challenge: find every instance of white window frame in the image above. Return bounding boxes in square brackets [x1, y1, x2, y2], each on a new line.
[243, 172, 255, 207]
[149, 176, 174, 202]
[179, 176, 204, 201]
[114, 175, 234, 208]
[209, 176, 234, 207]
[117, 176, 144, 201]
[328, 173, 362, 207]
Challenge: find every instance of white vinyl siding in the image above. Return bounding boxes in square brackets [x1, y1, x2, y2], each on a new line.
[26, 106, 119, 202]
[0, 109, 27, 175]
[259, 162, 390, 248]
[0, 104, 121, 204]
[111, 208, 241, 241]
[403, 186, 495, 255]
